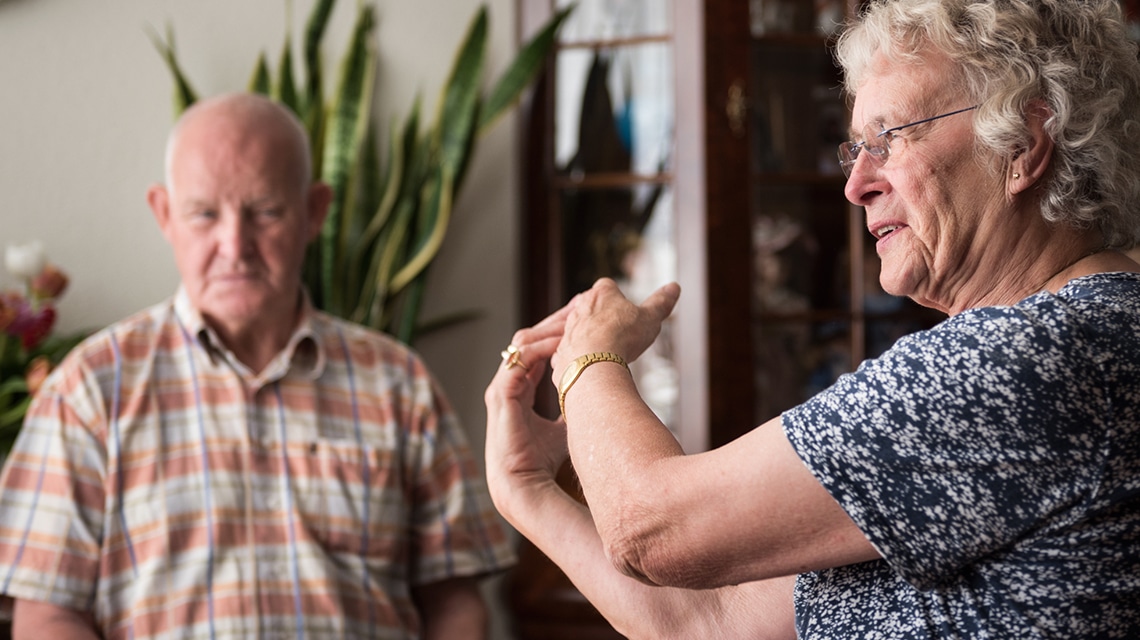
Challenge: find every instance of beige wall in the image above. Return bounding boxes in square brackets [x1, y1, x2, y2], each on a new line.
[0, 0, 522, 635]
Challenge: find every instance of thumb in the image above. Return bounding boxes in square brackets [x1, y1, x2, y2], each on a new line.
[641, 282, 681, 322]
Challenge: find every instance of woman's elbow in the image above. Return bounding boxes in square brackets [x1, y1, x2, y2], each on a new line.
[601, 518, 723, 590]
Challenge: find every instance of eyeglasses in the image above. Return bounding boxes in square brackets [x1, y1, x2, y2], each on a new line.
[837, 105, 978, 178]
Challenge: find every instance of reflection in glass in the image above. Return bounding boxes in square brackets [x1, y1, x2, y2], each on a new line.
[560, 186, 678, 429]
[751, 42, 844, 174]
[555, 44, 674, 176]
[551, 0, 676, 428]
[753, 319, 851, 422]
[860, 235, 946, 359]
[556, 0, 671, 41]
[751, 182, 849, 421]
[750, 185, 848, 312]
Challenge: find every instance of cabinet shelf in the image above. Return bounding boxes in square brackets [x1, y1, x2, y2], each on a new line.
[752, 171, 846, 186]
[751, 32, 833, 48]
[558, 33, 672, 50]
[755, 308, 851, 324]
[552, 172, 673, 188]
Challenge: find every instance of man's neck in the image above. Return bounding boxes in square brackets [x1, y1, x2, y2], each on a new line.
[203, 297, 303, 374]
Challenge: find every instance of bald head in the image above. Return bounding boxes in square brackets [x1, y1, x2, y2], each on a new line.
[164, 92, 313, 191]
[147, 91, 332, 367]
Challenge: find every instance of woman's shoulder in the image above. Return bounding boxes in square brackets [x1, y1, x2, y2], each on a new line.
[888, 272, 1140, 366]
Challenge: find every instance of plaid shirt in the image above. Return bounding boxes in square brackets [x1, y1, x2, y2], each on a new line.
[0, 290, 514, 639]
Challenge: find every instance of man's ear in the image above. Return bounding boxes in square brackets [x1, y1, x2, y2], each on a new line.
[307, 182, 333, 241]
[147, 184, 173, 242]
[1010, 100, 1054, 194]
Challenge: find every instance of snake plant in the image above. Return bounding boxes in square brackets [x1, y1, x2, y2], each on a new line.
[151, 0, 570, 344]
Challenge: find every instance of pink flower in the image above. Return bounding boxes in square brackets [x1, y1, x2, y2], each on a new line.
[2, 297, 57, 350]
[30, 264, 69, 301]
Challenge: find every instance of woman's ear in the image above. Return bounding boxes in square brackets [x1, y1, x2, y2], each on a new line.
[1010, 100, 1054, 194]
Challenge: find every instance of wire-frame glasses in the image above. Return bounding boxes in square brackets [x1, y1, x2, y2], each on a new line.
[837, 105, 978, 178]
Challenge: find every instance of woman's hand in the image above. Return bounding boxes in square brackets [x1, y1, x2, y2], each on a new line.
[551, 278, 681, 384]
[484, 303, 574, 526]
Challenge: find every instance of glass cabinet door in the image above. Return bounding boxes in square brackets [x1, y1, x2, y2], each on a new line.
[747, 0, 944, 423]
[529, 0, 682, 432]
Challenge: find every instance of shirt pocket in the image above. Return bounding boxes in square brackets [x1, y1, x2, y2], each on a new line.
[291, 438, 407, 560]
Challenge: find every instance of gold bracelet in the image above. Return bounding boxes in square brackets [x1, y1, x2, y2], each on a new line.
[557, 352, 629, 416]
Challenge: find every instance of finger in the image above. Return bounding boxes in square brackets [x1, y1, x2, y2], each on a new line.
[640, 282, 681, 322]
[493, 333, 561, 394]
[511, 303, 572, 347]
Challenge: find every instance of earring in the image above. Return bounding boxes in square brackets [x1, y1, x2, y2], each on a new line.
[1013, 172, 1021, 179]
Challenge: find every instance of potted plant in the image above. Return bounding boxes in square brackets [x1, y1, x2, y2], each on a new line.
[151, 0, 570, 344]
[0, 242, 88, 458]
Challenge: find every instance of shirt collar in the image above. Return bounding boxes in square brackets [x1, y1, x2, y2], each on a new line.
[173, 286, 325, 381]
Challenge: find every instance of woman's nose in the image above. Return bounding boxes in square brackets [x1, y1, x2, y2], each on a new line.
[843, 155, 885, 206]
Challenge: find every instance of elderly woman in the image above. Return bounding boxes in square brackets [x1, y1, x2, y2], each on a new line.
[485, 0, 1140, 637]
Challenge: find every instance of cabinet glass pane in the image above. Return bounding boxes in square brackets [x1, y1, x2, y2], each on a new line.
[751, 183, 848, 314]
[554, 43, 674, 175]
[751, 41, 845, 175]
[555, 0, 671, 41]
[859, 234, 946, 359]
[753, 318, 851, 421]
[751, 181, 849, 422]
[749, 0, 846, 36]
[559, 185, 678, 429]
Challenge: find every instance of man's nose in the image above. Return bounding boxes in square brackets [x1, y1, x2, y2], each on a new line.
[217, 211, 254, 258]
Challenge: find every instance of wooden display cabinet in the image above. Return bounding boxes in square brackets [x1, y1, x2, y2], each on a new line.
[508, 0, 941, 636]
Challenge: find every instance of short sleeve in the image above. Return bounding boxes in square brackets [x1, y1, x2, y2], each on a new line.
[783, 305, 1107, 588]
[0, 352, 108, 611]
[403, 365, 515, 586]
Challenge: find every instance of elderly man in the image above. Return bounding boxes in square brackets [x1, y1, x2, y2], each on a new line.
[0, 93, 514, 639]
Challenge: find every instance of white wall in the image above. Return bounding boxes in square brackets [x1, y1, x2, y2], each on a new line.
[0, 0, 522, 635]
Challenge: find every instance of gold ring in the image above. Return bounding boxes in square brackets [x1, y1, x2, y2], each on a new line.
[500, 344, 527, 370]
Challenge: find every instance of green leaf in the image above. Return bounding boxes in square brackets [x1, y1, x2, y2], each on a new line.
[349, 107, 423, 328]
[395, 3, 484, 276]
[389, 164, 455, 294]
[147, 23, 199, 117]
[478, 4, 572, 134]
[301, 0, 336, 124]
[366, 193, 418, 328]
[0, 377, 28, 407]
[248, 52, 272, 95]
[394, 272, 428, 344]
[343, 123, 382, 310]
[319, 3, 377, 316]
[361, 103, 420, 247]
[0, 396, 31, 431]
[297, 0, 336, 180]
[275, 37, 301, 111]
[432, 5, 486, 174]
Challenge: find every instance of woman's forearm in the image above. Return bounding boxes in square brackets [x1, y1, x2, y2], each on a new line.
[503, 476, 795, 639]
